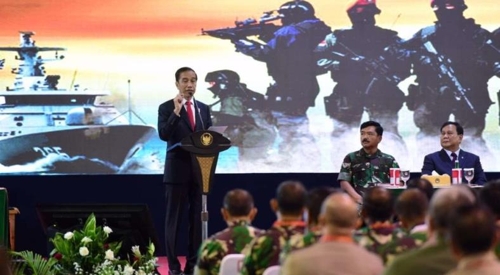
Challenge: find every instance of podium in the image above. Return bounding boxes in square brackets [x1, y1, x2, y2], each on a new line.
[179, 130, 231, 240]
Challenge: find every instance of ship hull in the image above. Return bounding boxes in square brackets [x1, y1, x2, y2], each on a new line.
[0, 125, 156, 174]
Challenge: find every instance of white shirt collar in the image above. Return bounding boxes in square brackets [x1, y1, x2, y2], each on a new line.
[444, 148, 461, 160]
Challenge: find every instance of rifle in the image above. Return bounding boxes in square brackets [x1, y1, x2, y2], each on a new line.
[201, 11, 281, 43]
[416, 40, 476, 113]
[320, 42, 404, 94]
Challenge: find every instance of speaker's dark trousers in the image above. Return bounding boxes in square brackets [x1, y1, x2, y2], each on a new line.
[164, 181, 202, 271]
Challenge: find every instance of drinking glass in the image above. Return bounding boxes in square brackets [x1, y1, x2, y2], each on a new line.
[464, 168, 474, 185]
[401, 170, 411, 186]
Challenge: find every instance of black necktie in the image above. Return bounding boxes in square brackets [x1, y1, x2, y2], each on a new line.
[451, 152, 457, 163]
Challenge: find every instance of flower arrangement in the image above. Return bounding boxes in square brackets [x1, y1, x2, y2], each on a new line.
[48, 213, 158, 275]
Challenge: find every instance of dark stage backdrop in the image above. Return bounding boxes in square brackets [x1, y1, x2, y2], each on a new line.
[3, 172, 500, 256]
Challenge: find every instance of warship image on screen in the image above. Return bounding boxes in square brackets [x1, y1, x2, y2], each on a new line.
[0, 31, 156, 174]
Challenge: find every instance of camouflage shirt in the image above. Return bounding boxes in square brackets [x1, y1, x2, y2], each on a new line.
[354, 223, 405, 263]
[279, 230, 322, 264]
[381, 231, 428, 265]
[196, 220, 264, 275]
[241, 221, 307, 275]
[338, 149, 398, 189]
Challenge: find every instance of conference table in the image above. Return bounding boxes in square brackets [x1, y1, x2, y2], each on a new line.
[377, 183, 483, 197]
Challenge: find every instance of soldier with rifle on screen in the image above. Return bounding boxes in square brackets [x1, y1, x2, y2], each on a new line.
[315, 0, 411, 162]
[202, 0, 331, 171]
[204, 70, 277, 171]
[400, 0, 500, 153]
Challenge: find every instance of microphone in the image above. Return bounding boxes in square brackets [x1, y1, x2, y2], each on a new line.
[193, 98, 205, 130]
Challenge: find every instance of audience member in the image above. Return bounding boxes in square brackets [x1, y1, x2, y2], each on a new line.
[446, 205, 500, 275]
[195, 189, 262, 275]
[395, 189, 428, 233]
[406, 178, 434, 201]
[383, 185, 476, 275]
[241, 180, 307, 275]
[281, 192, 383, 275]
[381, 189, 429, 264]
[354, 186, 403, 263]
[478, 179, 500, 258]
[280, 187, 338, 262]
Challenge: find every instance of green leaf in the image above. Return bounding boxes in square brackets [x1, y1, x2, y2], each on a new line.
[83, 213, 97, 234]
[148, 240, 155, 256]
[11, 250, 59, 275]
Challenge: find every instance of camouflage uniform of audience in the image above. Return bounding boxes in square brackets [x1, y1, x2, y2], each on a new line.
[354, 225, 405, 262]
[354, 186, 405, 264]
[241, 180, 308, 275]
[376, 188, 430, 264]
[279, 230, 322, 264]
[338, 149, 398, 192]
[241, 222, 307, 275]
[196, 220, 264, 275]
[380, 231, 428, 265]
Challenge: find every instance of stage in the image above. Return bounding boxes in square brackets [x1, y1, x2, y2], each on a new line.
[2, 172, 499, 258]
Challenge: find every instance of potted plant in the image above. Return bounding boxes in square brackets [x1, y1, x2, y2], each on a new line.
[8, 213, 158, 275]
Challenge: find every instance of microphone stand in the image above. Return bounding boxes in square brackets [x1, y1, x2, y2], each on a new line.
[193, 97, 208, 240]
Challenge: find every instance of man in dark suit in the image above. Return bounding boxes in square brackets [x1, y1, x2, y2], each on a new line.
[421, 121, 486, 185]
[158, 67, 213, 275]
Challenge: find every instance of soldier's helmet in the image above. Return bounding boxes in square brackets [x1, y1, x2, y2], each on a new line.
[430, 0, 467, 11]
[278, 1, 316, 25]
[205, 70, 241, 97]
[346, 0, 381, 16]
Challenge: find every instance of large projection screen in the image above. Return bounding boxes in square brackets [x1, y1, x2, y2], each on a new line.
[0, 0, 499, 174]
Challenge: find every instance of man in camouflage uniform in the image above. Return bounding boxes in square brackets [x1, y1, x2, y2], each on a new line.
[402, 0, 500, 148]
[195, 189, 262, 275]
[381, 189, 429, 265]
[204, 70, 277, 170]
[316, 0, 410, 155]
[279, 186, 338, 263]
[354, 186, 405, 264]
[241, 180, 307, 275]
[338, 121, 399, 204]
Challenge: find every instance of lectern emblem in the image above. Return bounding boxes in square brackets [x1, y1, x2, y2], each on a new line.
[201, 132, 213, 146]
